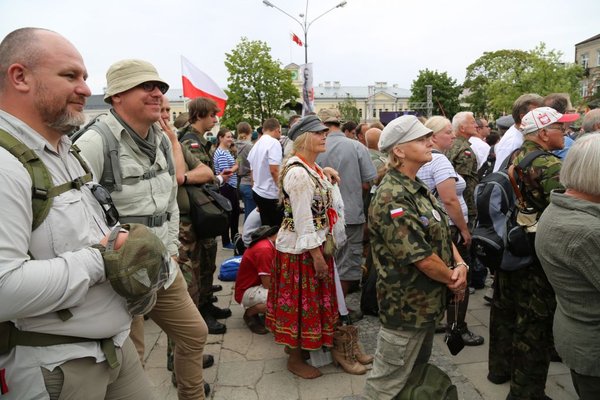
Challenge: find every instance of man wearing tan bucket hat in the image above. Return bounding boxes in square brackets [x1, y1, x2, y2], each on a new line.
[77, 59, 209, 399]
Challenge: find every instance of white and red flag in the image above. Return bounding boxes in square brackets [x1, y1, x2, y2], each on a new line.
[291, 32, 303, 47]
[181, 56, 227, 116]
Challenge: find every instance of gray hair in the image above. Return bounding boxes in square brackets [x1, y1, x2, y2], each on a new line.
[560, 134, 600, 196]
[582, 109, 600, 133]
[0, 27, 50, 92]
[425, 116, 451, 135]
[451, 111, 473, 132]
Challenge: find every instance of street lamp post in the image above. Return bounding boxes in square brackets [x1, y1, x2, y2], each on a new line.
[262, 0, 347, 64]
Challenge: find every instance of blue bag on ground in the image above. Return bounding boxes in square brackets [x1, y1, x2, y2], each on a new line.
[218, 256, 242, 281]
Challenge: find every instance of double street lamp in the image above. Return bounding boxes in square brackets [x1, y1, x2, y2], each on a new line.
[262, 0, 347, 64]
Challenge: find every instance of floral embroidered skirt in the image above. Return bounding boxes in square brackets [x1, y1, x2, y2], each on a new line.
[266, 251, 339, 350]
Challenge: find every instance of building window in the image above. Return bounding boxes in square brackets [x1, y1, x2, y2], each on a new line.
[582, 83, 588, 98]
[359, 109, 363, 118]
[581, 53, 589, 68]
[597, 50, 600, 67]
[372, 109, 376, 118]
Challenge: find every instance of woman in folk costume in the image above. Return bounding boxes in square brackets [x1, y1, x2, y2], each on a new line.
[266, 115, 370, 379]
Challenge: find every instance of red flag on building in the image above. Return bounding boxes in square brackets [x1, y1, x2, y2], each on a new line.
[291, 32, 303, 47]
[181, 56, 227, 116]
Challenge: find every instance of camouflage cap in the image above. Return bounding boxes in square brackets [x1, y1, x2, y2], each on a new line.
[103, 224, 170, 315]
[318, 108, 342, 124]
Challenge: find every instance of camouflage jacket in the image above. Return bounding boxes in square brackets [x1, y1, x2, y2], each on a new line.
[368, 168, 453, 330]
[512, 140, 563, 214]
[179, 125, 213, 170]
[446, 136, 478, 219]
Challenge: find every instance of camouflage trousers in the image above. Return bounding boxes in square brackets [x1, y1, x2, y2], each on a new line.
[488, 261, 556, 399]
[168, 221, 218, 370]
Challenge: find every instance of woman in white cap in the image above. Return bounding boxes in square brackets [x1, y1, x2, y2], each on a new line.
[266, 115, 361, 378]
[365, 115, 468, 399]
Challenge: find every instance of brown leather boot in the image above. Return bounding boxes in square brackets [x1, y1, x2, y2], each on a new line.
[345, 325, 374, 365]
[331, 326, 367, 375]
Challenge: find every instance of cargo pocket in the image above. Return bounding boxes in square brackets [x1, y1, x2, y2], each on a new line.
[375, 328, 409, 367]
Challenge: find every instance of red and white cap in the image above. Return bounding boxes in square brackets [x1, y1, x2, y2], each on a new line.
[520, 107, 579, 135]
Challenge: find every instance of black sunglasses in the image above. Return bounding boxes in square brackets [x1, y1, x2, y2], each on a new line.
[90, 184, 119, 227]
[138, 81, 168, 94]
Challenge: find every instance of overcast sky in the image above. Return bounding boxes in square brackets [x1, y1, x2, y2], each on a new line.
[1, 0, 598, 94]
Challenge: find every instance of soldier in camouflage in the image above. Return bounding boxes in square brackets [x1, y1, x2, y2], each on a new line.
[444, 111, 484, 346]
[365, 116, 468, 400]
[488, 107, 579, 400]
[177, 97, 234, 335]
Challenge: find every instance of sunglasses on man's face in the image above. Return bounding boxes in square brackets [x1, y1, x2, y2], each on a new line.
[138, 81, 168, 94]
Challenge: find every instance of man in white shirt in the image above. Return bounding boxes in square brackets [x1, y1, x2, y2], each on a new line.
[469, 118, 491, 169]
[493, 94, 543, 172]
[247, 118, 283, 227]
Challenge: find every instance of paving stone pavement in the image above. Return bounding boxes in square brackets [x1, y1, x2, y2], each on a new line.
[143, 245, 578, 400]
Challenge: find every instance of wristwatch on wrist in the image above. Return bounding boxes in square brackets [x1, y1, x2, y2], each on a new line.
[455, 261, 469, 272]
[216, 175, 224, 186]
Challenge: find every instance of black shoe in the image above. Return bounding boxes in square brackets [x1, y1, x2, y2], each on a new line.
[171, 372, 177, 387]
[487, 372, 510, 384]
[203, 312, 227, 334]
[203, 354, 214, 369]
[204, 382, 211, 397]
[201, 303, 232, 319]
[460, 327, 484, 346]
[211, 284, 223, 293]
[210, 295, 218, 303]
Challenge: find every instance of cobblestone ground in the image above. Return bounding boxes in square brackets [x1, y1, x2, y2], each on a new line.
[345, 292, 484, 400]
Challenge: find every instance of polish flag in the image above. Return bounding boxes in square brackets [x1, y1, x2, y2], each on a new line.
[390, 207, 404, 218]
[291, 32, 303, 47]
[181, 56, 227, 116]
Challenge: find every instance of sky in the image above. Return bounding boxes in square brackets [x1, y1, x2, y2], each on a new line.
[1, 0, 598, 95]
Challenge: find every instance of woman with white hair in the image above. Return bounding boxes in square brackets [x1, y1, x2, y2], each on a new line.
[535, 134, 600, 400]
[266, 115, 369, 379]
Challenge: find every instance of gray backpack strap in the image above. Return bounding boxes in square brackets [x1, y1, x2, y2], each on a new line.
[159, 133, 175, 177]
[94, 120, 122, 192]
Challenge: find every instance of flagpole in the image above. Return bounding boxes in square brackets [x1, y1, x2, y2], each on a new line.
[263, 0, 347, 64]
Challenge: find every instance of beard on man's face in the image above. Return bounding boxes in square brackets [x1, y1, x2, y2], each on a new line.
[35, 82, 86, 135]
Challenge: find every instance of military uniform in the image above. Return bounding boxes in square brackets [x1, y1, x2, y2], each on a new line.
[179, 125, 220, 309]
[489, 139, 561, 400]
[365, 168, 454, 399]
[445, 136, 478, 222]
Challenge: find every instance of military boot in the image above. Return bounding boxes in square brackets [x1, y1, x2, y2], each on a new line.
[331, 326, 367, 375]
[345, 325, 374, 365]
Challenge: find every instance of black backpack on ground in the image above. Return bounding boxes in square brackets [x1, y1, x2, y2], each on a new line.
[471, 149, 547, 272]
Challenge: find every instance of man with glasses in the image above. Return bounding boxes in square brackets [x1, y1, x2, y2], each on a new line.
[77, 59, 209, 399]
[0, 28, 155, 399]
[488, 107, 578, 400]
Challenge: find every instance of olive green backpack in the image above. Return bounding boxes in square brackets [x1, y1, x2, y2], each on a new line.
[396, 363, 458, 400]
[0, 128, 92, 230]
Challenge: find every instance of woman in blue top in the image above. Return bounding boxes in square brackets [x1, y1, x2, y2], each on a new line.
[214, 128, 240, 249]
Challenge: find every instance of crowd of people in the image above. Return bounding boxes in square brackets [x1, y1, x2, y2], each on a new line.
[1, 26, 600, 400]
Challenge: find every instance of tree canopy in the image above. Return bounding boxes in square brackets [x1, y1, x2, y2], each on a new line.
[337, 96, 361, 123]
[409, 69, 462, 118]
[464, 44, 584, 116]
[222, 37, 299, 128]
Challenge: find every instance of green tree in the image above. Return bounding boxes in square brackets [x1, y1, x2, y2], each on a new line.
[222, 37, 299, 128]
[337, 96, 360, 122]
[409, 69, 462, 117]
[464, 44, 584, 116]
